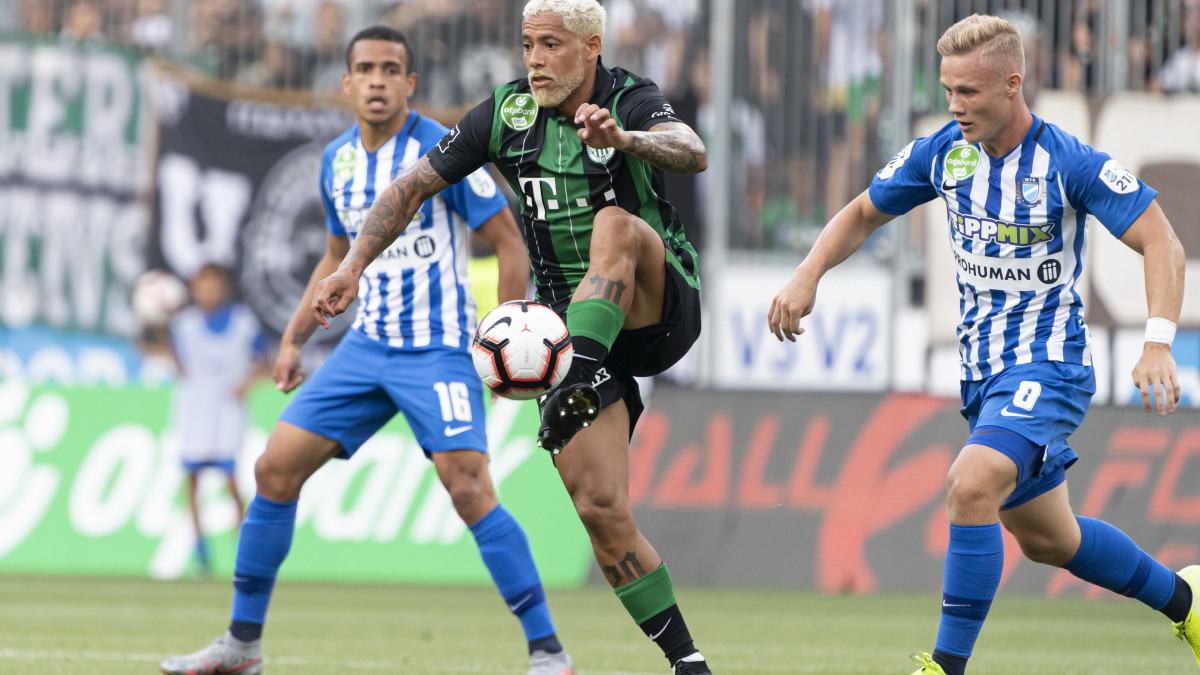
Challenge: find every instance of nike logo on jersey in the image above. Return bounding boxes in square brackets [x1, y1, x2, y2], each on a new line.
[942, 179, 969, 191]
[648, 617, 672, 640]
[1000, 407, 1034, 418]
[444, 425, 474, 436]
[507, 593, 533, 612]
[505, 146, 539, 157]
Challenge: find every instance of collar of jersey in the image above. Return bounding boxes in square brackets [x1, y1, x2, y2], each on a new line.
[983, 113, 1043, 165]
[354, 109, 419, 151]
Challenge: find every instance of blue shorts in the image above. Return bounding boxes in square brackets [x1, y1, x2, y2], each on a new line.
[182, 459, 236, 475]
[960, 361, 1095, 510]
[279, 330, 488, 458]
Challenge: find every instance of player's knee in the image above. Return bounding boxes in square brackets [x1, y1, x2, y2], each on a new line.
[945, 469, 1003, 515]
[591, 207, 645, 253]
[571, 489, 631, 535]
[444, 475, 494, 520]
[253, 452, 303, 501]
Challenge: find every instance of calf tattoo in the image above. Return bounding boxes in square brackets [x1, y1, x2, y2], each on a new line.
[602, 551, 646, 586]
[584, 274, 627, 304]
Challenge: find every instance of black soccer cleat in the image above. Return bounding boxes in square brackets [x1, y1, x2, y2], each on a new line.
[537, 382, 600, 454]
[672, 657, 713, 674]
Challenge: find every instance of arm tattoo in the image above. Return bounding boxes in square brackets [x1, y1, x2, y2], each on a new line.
[342, 157, 449, 273]
[583, 274, 627, 304]
[623, 122, 707, 174]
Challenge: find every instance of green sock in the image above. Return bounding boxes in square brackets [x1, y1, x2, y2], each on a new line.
[614, 563, 676, 623]
[614, 564, 698, 665]
[566, 298, 624, 349]
[564, 299, 624, 385]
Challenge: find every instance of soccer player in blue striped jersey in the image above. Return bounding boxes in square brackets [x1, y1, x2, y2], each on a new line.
[768, 13, 1199, 675]
[161, 26, 574, 675]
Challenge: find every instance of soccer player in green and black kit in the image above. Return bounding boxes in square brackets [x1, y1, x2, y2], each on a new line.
[311, 2, 711, 672]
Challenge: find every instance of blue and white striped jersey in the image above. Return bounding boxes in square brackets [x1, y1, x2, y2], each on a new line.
[320, 110, 508, 350]
[869, 115, 1156, 381]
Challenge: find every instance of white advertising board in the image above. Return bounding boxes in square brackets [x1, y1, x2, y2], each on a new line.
[709, 264, 892, 390]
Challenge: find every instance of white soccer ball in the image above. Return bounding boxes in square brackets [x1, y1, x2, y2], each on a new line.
[471, 301, 573, 401]
[131, 269, 188, 325]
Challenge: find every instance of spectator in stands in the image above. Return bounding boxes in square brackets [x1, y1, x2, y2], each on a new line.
[387, 0, 523, 109]
[1152, 2, 1200, 94]
[813, 0, 883, 228]
[605, 0, 696, 97]
[236, 40, 301, 89]
[60, 0, 105, 44]
[679, 44, 766, 250]
[190, 0, 264, 80]
[21, 0, 63, 35]
[304, 0, 348, 91]
[127, 0, 173, 54]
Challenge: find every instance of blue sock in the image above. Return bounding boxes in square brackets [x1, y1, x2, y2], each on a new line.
[229, 496, 298, 630]
[469, 504, 556, 643]
[1063, 516, 1175, 609]
[935, 523, 1004, 661]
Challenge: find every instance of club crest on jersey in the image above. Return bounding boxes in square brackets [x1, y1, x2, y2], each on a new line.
[501, 93, 538, 131]
[333, 146, 356, 182]
[586, 146, 615, 164]
[943, 144, 981, 181]
[1017, 176, 1046, 207]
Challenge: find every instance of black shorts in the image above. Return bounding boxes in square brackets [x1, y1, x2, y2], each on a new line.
[590, 261, 701, 436]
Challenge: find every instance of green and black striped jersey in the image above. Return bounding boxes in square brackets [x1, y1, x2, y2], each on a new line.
[427, 59, 700, 313]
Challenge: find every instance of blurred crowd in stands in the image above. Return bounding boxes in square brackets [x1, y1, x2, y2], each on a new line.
[9, 0, 1200, 252]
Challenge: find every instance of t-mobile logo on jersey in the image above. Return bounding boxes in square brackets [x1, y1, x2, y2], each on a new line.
[519, 177, 560, 220]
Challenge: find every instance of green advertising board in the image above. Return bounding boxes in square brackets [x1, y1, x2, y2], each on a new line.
[0, 381, 594, 587]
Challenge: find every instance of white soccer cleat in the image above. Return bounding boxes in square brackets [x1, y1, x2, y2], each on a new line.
[160, 633, 263, 675]
[528, 648, 575, 675]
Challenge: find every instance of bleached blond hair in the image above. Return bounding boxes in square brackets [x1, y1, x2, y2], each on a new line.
[937, 13, 1024, 77]
[522, 0, 606, 40]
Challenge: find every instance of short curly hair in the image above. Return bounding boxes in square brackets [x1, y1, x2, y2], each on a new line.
[522, 0, 606, 40]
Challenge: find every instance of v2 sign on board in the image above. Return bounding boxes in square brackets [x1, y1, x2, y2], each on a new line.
[710, 264, 892, 390]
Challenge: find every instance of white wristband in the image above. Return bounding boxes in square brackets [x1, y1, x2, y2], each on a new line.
[1145, 317, 1177, 345]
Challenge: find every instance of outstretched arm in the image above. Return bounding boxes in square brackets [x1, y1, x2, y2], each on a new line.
[575, 103, 707, 174]
[767, 190, 895, 341]
[311, 156, 449, 326]
[1117, 199, 1186, 415]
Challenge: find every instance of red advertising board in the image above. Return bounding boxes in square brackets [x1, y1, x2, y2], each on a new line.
[626, 389, 1200, 595]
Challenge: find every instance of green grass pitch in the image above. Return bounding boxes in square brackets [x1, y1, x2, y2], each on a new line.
[0, 575, 1193, 674]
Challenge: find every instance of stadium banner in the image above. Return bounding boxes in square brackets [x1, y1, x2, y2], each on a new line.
[708, 263, 892, 390]
[624, 388, 1200, 595]
[148, 74, 357, 361]
[0, 37, 149, 338]
[0, 381, 593, 587]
